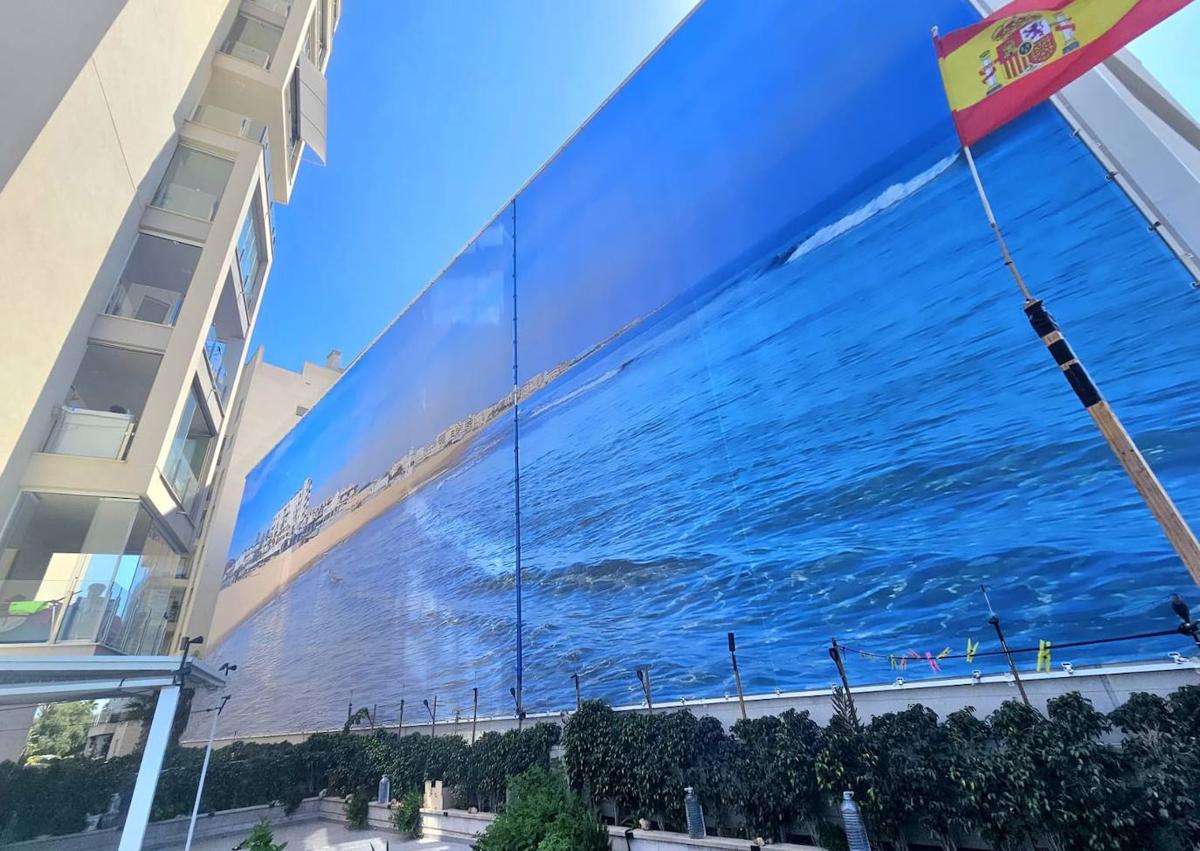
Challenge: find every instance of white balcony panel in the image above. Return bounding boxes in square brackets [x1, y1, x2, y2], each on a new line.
[298, 53, 327, 162]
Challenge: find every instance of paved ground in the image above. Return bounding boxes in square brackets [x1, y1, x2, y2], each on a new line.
[184, 822, 470, 851]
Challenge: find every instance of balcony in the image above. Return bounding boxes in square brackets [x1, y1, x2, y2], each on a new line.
[0, 493, 187, 654]
[150, 145, 235, 222]
[221, 10, 285, 70]
[163, 387, 216, 515]
[205, 0, 328, 203]
[43, 344, 161, 460]
[105, 233, 202, 326]
[44, 407, 135, 460]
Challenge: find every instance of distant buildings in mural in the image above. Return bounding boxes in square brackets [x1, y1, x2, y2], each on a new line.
[222, 311, 654, 589]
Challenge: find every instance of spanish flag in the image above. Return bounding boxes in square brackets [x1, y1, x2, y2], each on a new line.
[934, 0, 1193, 146]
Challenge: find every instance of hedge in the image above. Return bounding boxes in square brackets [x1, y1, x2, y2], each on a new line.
[0, 723, 557, 843]
[2, 688, 1198, 850]
[562, 689, 1200, 850]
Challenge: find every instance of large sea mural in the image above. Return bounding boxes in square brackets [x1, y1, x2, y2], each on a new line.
[203, 0, 1200, 739]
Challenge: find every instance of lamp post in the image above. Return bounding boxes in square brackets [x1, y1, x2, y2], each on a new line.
[636, 667, 653, 714]
[1172, 594, 1200, 649]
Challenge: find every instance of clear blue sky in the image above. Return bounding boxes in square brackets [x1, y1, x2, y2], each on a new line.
[256, 0, 1196, 373]
[254, 0, 697, 372]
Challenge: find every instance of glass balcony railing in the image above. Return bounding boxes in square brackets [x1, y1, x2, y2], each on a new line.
[106, 279, 185, 325]
[0, 579, 71, 645]
[44, 406, 135, 459]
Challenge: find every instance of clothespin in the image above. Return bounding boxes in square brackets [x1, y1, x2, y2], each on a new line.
[1036, 640, 1052, 673]
[936, 647, 951, 662]
[965, 639, 979, 664]
[889, 654, 897, 670]
[926, 651, 941, 672]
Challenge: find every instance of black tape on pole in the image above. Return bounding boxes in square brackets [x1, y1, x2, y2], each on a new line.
[1063, 362, 1102, 408]
[1047, 338, 1075, 366]
[1024, 299, 1058, 338]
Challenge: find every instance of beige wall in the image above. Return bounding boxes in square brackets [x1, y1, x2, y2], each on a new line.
[0, 0, 231, 531]
[184, 348, 341, 645]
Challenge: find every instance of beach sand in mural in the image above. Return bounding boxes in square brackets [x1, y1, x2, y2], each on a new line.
[208, 431, 480, 644]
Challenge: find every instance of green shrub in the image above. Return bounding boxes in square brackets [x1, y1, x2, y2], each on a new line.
[233, 818, 287, 851]
[344, 790, 369, 830]
[391, 788, 423, 837]
[475, 767, 608, 851]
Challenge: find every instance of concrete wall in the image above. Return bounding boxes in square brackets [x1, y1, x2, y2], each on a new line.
[421, 807, 825, 851]
[185, 347, 342, 646]
[197, 659, 1200, 748]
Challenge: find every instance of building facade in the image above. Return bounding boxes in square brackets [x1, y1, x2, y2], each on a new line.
[0, 0, 343, 759]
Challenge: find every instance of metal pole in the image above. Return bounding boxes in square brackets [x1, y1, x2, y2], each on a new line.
[117, 685, 180, 851]
[728, 632, 748, 722]
[184, 696, 229, 851]
[989, 615, 1032, 707]
[572, 673, 581, 711]
[470, 688, 478, 746]
[962, 144, 1200, 585]
[430, 696, 437, 738]
[511, 203, 525, 723]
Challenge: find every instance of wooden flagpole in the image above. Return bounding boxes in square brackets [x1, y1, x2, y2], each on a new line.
[962, 144, 1200, 586]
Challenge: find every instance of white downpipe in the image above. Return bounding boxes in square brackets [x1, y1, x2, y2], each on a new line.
[118, 685, 180, 851]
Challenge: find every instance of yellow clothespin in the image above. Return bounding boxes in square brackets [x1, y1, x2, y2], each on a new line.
[1036, 640, 1052, 673]
[889, 654, 897, 670]
[936, 647, 951, 662]
[965, 639, 979, 663]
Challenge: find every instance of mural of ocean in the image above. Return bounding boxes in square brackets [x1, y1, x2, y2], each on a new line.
[209, 107, 1200, 739]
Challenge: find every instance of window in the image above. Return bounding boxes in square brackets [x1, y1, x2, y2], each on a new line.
[106, 234, 201, 325]
[236, 197, 266, 308]
[284, 66, 302, 159]
[221, 12, 284, 68]
[164, 387, 215, 513]
[46, 344, 161, 459]
[151, 146, 233, 221]
[0, 493, 183, 651]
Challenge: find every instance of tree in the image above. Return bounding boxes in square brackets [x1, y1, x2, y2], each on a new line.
[25, 701, 96, 758]
[866, 705, 963, 851]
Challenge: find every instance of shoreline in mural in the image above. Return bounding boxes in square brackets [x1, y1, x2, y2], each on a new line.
[211, 311, 656, 643]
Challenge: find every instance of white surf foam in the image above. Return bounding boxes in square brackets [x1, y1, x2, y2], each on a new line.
[786, 151, 960, 263]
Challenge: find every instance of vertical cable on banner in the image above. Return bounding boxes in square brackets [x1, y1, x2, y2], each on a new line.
[511, 201, 524, 721]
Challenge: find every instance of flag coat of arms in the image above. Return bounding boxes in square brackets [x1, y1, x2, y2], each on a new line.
[934, 0, 1194, 146]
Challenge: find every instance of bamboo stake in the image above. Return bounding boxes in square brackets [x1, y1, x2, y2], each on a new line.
[962, 144, 1200, 586]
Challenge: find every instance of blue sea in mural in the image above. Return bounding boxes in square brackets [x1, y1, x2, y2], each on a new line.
[210, 106, 1200, 739]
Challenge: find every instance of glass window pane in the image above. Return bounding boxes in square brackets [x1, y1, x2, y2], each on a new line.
[236, 199, 265, 309]
[222, 13, 283, 68]
[165, 388, 215, 513]
[106, 234, 201, 326]
[151, 146, 233, 222]
[104, 507, 186, 654]
[0, 493, 141, 645]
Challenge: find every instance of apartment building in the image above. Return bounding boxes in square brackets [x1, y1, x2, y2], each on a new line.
[0, 0, 342, 760]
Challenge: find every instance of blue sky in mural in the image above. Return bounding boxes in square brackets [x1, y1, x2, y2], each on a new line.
[252, 1, 1197, 378]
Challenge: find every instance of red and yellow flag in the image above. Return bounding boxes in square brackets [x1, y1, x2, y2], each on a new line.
[934, 0, 1193, 146]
